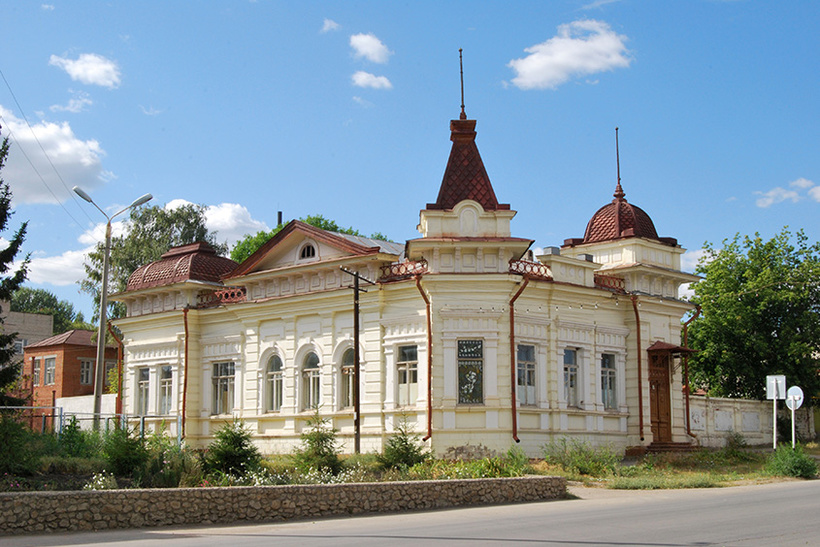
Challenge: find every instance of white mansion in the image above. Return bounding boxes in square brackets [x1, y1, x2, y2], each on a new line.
[113, 108, 698, 456]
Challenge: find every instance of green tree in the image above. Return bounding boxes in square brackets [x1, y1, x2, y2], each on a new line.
[10, 287, 82, 334]
[687, 228, 820, 401]
[81, 203, 228, 320]
[231, 214, 389, 263]
[0, 127, 30, 406]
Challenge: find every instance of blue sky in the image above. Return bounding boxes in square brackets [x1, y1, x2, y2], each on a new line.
[2, 1, 818, 320]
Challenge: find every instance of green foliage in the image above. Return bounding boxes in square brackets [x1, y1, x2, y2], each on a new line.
[230, 214, 392, 263]
[376, 416, 430, 470]
[83, 471, 118, 490]
[0, 129, 30, 407]
[103, 426, 149, 477]
[10, 287, 82, 334]
[139, 432, 200, 488]
[205, 420, 261, 476]
[81, 203, 228, 321]
[765, 444, 818, 479]
[293, 410, 342, 474]
[0, 415, 38, 474]
[543, 437, 621, 476]
[59, 416, 102, 458]
[688, 228, 820, 401]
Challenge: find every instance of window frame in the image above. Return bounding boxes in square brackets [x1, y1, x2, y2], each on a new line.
[212, 361, 235, 415]
[136, 367, 150, 416]
[80, 359, 93, 385]
[397, 345, 419, 407]
[563, 348, 579, 408]
[457, 339, 484, 405]
[44, 357, 56, 386]
[340, 348, 355, 409]
[159, 365, 173, 415]
[516, 344, 537, 406]
[266, 355, 284, 413]
[32, 358, 41, 386]
[302, 352, 321, 410]
[600, 353, 617, 411]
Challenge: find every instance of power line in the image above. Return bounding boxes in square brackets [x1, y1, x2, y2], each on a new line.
[0, 67, 94, 226]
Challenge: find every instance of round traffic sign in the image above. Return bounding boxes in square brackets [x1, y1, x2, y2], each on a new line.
[786, 386, 804, 410]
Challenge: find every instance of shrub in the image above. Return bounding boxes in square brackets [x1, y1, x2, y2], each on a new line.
[205, 420, 261, 476]
[59, 416, 102, 458]
[139, 432, 200, 488]
[543, 437, 621, 477]
[103, 426, 149, 477]
[377, 416, 430, 470]
[293, 410, 341, 474]
[0, 415, 38, 475]
[83, 471, 118, 490]
[765, 444, 818, 479]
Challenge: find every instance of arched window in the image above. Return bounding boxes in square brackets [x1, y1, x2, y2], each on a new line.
[300, 244, 316, 259]
[266, 355, 284, 412]
[340, 348, 355, 409]
[303, 352, 321, 409]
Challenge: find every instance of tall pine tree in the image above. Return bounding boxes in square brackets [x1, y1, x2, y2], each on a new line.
[0, 127, 30, 406]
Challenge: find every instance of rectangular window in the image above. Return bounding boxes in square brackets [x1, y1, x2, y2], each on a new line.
[44, 357, 56, 385]
[80, 360, 93, 385]
[32, 358, 41, 386]
[458, 340, 483, 404]
[517, 344, 536, 406]
[159, 365, 173, 415]
[601, 353, 617, 410]
[136, 367, 150, 416]
[340, 349, 355, 409]
[212, 362, 235, 415]
[563, 349, 579, 408]
[104, 361, 117, 393]
[397, 345, 418, 406]
[266, 356, 283, 412]
[13, 339, 26, 354]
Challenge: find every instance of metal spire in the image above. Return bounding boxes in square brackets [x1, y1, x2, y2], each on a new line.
[614, 126, 625, 199]
[459, 48, 466, 120]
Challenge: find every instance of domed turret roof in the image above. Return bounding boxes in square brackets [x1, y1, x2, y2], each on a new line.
[126, 242, 237, 291]
[564, 182, 677, 248]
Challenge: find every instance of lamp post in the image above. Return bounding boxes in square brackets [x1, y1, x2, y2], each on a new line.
[73, 186, 152, 429]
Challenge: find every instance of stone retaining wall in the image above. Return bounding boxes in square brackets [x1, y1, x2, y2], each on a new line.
[0, 476, 566, 535]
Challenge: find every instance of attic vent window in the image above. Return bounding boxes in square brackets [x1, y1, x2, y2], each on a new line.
[300, 244, 316, 259]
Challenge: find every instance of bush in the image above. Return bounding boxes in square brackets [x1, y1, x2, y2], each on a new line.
[103, 426, 149, 477]
[139, 432, 200, 488]
[765, 444, 818, 479]
[377, 416, 430, 470]
[293, 410, 341, 474]
[543, 437, 621, 477]
[0, 415, 38, 475]
[59, 416, 102, 458]
[205, 420, 261, 476]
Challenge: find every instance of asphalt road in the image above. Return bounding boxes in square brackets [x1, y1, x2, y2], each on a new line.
[5, 480, 819, 547]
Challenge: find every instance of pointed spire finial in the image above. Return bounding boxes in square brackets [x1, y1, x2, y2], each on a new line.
[459, 48, 466, 120]
[614, 126, 625, 199]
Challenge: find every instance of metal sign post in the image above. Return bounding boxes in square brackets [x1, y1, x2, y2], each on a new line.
[785, 386, 804, 449]
[766, 375, 786, 450]
[340, 266, 375, 454]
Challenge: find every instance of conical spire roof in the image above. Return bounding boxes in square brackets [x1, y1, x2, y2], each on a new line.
[426, 113, 509, 212]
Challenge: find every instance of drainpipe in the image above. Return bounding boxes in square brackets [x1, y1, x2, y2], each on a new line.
[630, 295, 645, 442]
[106, 322, 124, 418]
[682, 305, 702, 440]
[182, 307, 190, 439]
[508, 277, 529, 443]
[415, 275, 433, 441]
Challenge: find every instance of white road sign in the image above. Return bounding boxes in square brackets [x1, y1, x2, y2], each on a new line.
[785, 386, 804, 411]
[766, 375, 786, 400]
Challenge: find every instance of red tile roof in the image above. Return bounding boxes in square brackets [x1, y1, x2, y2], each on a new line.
[126, 242, 238, 291]
[25, 329, 113, 349]
[426, 117, 509, 212]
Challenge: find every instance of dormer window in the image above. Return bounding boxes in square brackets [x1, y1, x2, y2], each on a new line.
[300, 244, 316, 260]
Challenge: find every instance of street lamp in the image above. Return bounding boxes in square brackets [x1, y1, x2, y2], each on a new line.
[73, 186, 152, 429]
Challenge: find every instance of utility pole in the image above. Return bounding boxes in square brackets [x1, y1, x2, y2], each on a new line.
[340, 266, 375, 453]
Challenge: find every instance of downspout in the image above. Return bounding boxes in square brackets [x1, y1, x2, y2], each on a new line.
[182, 307, 190, 439]
[106, 322, 124, 418]
[508, 277, 529, 443]
[682, 305, 702, 440]
[415, 275, 433, 441]
[630, 295, 645, 442]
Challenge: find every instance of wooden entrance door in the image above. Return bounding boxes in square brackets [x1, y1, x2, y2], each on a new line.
[648, 351, 672, 442]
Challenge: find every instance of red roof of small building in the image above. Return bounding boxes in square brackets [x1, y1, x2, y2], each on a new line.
[426, 114, 509, 212]
[25, 329, 113, 349]
[126, 242, 238, 291]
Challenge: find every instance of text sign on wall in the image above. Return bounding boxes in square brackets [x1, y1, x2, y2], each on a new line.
[766, 375, 786, 400]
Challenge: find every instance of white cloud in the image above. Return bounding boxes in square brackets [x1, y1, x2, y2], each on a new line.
[755, 187, 800, 208]
[789, 177, 814, 190]
[808, 186, 820, 203]
[25, 248, 89, 286]
[139, 105, 162, 116]
[582, 0, 621, 9]
[678, 283, 695, 302]
[507, 19, 631, 90]
[352, 96, 374, 108]
[165, 199, 269, 247]
[49, 91, 93, 113]
[350, 33, 392, 64]
[681, 248, 708, 273]
[0, 106, 109, 204]
[321, 18, 340, 33]
[351, 71, 392, 89]
[41, 4, 55, 11]
[49, 53, 122, 89]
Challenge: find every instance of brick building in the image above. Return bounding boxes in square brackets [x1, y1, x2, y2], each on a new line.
[21, 330, 118, 429]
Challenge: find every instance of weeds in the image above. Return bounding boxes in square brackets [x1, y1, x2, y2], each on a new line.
[765, 444, 818, 479]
